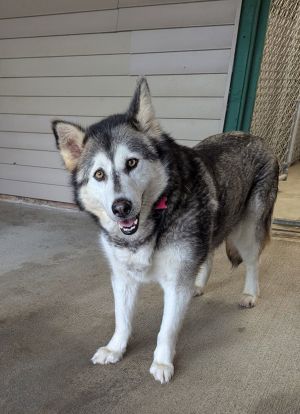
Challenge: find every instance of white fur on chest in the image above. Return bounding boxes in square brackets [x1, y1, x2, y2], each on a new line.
[100, 234, 187, 283]
[100, 234, 155, 282]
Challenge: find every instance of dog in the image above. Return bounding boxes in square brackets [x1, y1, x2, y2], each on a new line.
[52, 78, 279, 384]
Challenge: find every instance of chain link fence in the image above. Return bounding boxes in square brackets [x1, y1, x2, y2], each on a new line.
[251, 0, 300, 171]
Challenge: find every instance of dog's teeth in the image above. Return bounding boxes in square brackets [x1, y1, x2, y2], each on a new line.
[118, 216, 139, 235]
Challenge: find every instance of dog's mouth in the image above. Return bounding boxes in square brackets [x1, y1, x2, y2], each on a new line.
[118, 215, 139, 235]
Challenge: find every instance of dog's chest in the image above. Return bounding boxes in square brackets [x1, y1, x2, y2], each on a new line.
[101, 233, 190, 283]
[101, 236, 158, 282]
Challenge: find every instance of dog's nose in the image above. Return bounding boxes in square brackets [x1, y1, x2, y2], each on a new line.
[112, 199, 132, 218]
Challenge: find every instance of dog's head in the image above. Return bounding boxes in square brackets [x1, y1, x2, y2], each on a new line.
[52, 78, 168, 236]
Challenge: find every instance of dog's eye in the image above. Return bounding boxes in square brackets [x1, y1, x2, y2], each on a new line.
[94, 169, 105, 181]
[126, 158, 139, 170]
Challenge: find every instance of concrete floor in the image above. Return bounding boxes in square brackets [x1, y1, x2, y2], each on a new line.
[0, 201, 299, 414]
[274, 161, 300, 221]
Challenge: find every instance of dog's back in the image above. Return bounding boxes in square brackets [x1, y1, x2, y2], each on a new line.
[193, 131, 279, 248]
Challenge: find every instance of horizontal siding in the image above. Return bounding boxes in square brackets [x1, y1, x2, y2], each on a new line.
[0, 10, 118, 39]
[0, 97, 223, 119]
[0, 132, 56, 151]
[130, 50, 230, 75]
[118, 0, 238, 30]
[0, 164, 69, 186]
[0, 179, 73, 203]
[0, 32, 131, 59]
[131, 25, 233, 53]
[0, 26, 233, 59]
[0, 55, 130, 77]
[0, 120, 219, 144]
[0, 0, 224, 19]
[0, 114, 104, 133]
[0, 96, 129, 116]
[0, 75, 227, 97]
[0, 1, 238, 40]
[0, 0, 117, 19]
[0, 26, 233, 60]
[0, 0, 241, 202]
[0, 50, 229, 77]
[0, 148, 64, 169]
[119, 0, 213, 6]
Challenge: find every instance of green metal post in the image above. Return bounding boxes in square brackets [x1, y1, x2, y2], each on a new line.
[224, 0, 271, 132]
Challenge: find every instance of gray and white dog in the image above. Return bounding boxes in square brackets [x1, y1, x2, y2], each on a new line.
[52, 78, 278, 384]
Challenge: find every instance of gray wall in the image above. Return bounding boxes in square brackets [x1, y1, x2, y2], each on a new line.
[0, 0, 241, 202]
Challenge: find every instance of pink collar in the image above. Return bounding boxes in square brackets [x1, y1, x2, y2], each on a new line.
[155, 195, 167, 210]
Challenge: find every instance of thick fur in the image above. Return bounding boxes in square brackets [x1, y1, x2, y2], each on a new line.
[52, 78, 279, 384]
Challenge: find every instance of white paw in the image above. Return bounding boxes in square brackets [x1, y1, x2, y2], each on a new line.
[91, 347, 123, 365]
[150, 361, 174, 384]
[239, 294, 257, 308]
[193, 286, 204, 297]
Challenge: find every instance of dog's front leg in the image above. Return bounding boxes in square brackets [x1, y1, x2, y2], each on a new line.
[92, 274, 139, 365]
[150, 281, 193, 384]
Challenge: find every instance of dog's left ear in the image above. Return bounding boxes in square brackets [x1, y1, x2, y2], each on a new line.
[52, 120, 86, 172]
[128, 77, 162, 138]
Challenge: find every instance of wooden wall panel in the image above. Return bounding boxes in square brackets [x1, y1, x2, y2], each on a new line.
[0, 164, 69, 186]
[0, 179, 73, 202]
[118, 1, 238, 30]
[0, 96, 223, 119]
[0, 75, 227, 97]
[0, 32, 131, 58]
[131, 26, 233, 53]
[0, 55, 130, 77]
[130, 50, 230, 75]
[0, 10, 118, 39]
[0, 0, 117, 18]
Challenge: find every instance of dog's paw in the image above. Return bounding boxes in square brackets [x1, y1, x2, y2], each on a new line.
[239, 294, 257, 308]
[193, 286, 204, 297]
[91, 347, 123, 365]
[150, 361, 174, 384]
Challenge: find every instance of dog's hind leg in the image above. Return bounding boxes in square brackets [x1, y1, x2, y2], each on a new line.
[227, 214, 260, 308]
[229, 159, 278, 308]
[229, 196, 276, 307]
[194, 252, 214, 296]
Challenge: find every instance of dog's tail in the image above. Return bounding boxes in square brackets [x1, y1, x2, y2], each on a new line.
[225, 239, 243, 268]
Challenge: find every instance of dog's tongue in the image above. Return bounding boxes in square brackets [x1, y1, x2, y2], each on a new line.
[119, 218, 135, 228]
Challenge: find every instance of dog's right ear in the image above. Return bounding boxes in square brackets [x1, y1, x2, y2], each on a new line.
[127, 77, 162, 138]
[52, 120, 85, 172]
